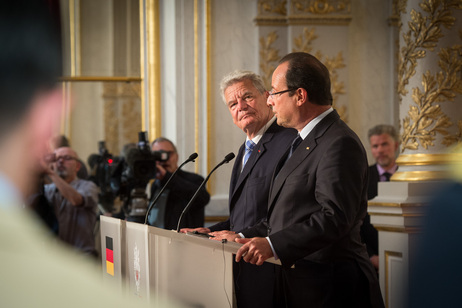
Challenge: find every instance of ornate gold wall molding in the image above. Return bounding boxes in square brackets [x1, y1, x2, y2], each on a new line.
[397, 152, 462, 165]
[389, 0, 407, 27]
[398, 0, 462, 153]
[255, 0, 351, 26]
[292, 27, 348, 121]
[289, 0, 351, 25]
[291, 0, 350, 14]
[401, 43, 462, 152]
[258, 0, 287, 15]
[103, 82, 141, 155]
[259, 31, 281, 89]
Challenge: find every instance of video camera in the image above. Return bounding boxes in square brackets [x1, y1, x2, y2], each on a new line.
[87, 141, 120, 214]
[109, 131, 170, 222]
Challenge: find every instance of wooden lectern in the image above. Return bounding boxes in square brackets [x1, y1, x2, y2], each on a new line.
[100, 216, 280, 307]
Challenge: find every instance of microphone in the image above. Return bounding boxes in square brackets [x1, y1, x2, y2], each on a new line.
[176, 152, 235, 232]
[144, 152, 198, 224]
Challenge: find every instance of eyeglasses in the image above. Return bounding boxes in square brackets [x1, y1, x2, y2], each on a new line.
[268, 88, 296, 97]
[55, 155, 77, 162]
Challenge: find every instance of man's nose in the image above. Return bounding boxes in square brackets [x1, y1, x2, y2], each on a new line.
[237, 99, 248, 110]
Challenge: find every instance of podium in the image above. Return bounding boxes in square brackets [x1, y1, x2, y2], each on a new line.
[100, 216, 280, 307]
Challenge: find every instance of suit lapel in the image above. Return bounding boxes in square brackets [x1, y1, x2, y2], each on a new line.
[267, 110, 340, 216]
[229, 143, 245, 197]
[232, 132, 271, 194]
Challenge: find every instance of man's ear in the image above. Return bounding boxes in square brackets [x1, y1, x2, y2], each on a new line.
[28, 87, 63, 160]
[296, 88, 308, 107]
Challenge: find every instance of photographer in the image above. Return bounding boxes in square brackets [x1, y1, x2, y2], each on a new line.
[43, 146, 99, 257]
[147, 137, 210, 230]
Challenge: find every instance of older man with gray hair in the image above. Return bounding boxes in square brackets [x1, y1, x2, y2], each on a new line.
[182, 70, 296, 308]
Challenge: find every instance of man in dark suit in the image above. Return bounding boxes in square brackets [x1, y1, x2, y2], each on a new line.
[361, 124, 399, 271]
[231, 52, 384, 307]
[147, 137, 210, 230]
[182, 70, 297, 308]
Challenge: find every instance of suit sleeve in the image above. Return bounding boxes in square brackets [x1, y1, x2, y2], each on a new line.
[269, 133, 368, 267]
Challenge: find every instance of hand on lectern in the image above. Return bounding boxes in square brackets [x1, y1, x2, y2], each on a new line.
[179, 227, 211, 234]
[209, 230, 239, 242]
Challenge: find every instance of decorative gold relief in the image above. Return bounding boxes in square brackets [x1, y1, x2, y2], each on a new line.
[443, 120, 462, 147]
[122, 99, 140, 144]
[399, 0, 462, 152]
[103, 82, 141, 155]
[259, 31, 281, 89]
[397, 0, 458, 98]
[258, 0, 287, 16]
[291, 0, 350, 15]
[292, 27, 347, 121]
[401, 45, 462, 151]
[389, 0, 407, 26]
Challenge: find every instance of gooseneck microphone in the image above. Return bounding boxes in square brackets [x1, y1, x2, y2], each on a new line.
[144, 152, 198, 225]
[176, 152, 235, 232]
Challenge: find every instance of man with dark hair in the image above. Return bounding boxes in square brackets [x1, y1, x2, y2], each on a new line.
[230, 53, 384, 307]
[0, 1, 176, 307]
[361, 124, 399, 271]
[147, 137, 210, 229]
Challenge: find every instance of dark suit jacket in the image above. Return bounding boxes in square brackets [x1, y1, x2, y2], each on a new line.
[242, 110, 384, 307]
[149, 169, 210, 230]
[209, 121, 296, 308]
[361, 164, 380, 257]
[209, 121, 297, 232]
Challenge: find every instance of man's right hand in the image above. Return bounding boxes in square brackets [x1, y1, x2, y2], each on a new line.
[179, 227, 211, 234]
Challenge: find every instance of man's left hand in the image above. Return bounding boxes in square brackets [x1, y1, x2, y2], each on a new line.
[235, 237, 273, 266]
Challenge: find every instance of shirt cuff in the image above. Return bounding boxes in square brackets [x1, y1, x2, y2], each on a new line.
[266, 236, 278, 260]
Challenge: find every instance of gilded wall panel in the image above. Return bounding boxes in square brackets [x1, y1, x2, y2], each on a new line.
[292, 27, 347, 121]
[398, 0, 462, 153]
[102, 82, 141, 155]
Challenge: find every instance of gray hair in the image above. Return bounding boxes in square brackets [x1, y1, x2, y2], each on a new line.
[219, 70, 267, 104]
[368, 124, 399, 142]
[151, 137, 177, 153]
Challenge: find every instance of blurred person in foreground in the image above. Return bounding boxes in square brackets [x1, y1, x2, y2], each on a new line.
[408, 146, 462, 308]
[0, 1, 179, 307]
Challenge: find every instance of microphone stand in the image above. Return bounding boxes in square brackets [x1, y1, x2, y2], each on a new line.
[176, 152, 235, 232]
[144, 153, 198, 225]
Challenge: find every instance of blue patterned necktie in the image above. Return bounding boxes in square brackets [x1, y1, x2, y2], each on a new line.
[242, 140, 256, 170]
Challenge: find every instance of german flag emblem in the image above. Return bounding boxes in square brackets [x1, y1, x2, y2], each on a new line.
[106, 236, 114, 276]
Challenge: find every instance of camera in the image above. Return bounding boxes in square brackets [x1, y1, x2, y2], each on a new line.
[110, 131, 169, 222]
[87, 141, 120, 214]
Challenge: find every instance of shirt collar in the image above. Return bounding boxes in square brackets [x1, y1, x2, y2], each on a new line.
[299, 107, 333, 140]
[377, 163, 398, 176]
[246, 116, 276, 145]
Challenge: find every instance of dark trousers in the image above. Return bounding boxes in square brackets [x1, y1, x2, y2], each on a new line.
[233, 260, 276, 308]
[274, 259, 372, 308]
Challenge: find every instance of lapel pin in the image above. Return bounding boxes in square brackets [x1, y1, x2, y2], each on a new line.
[306, 147, 310, 150]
